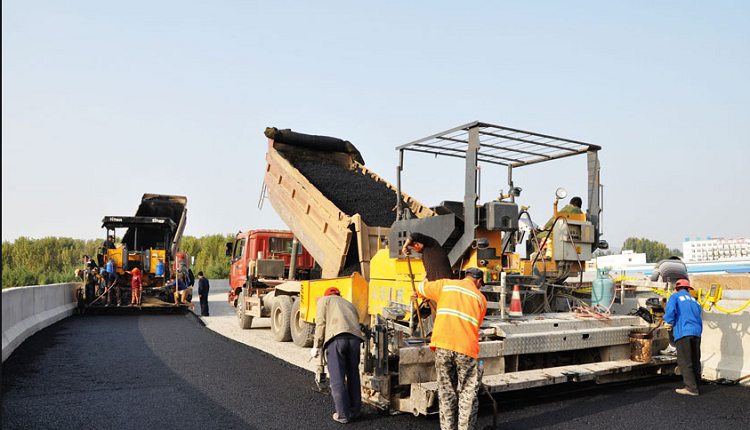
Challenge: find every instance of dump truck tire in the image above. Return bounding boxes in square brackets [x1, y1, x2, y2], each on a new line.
[237, 289, 253, 329]
[291, 298, 315, 347]
[271, 295, 293, 342]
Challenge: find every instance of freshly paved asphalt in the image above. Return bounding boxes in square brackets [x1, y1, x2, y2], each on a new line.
[3, 313, 749, 430]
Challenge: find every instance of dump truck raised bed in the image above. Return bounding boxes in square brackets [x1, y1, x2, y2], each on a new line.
[262, 127, 433, 280]
[260, 124, 676, 416]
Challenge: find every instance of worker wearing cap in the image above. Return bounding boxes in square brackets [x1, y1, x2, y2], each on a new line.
[664, 279, 703, 396]
[106, 267, 120, 306]
[85, 266, 99, 303]
[96, 269, 108, 304]
[125, 268, 142, 306]
[311, 287, 364, 424]
[413, 267, 487, 430]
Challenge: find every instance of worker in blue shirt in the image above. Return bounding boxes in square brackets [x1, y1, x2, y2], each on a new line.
[664, 279, 703, 396]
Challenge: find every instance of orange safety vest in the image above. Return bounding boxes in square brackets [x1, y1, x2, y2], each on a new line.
[417, 278, 487, 359]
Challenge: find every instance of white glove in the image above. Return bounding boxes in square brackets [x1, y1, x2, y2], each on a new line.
[310, 347, 319, 359]
[664, 323, 674, 331]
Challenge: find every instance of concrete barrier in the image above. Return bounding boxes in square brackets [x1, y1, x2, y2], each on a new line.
[2, 283, 79, 362]
[700, 298, 750, 385]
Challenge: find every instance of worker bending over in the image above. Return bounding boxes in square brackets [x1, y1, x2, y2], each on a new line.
[402, 232, 453, 281]
[413, 267, 487, 430]
[311, 287, 365, 424]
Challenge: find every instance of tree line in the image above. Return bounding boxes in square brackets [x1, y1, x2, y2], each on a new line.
[2, 234, 684, 288]
[2, 234, 234, 288]
[621, 237, 682, 263]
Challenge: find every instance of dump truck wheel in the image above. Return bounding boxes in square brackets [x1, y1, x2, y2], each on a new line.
[237, 289, 253, 329]
[271, 295, 293, 342]
[291, 298, 315, 347]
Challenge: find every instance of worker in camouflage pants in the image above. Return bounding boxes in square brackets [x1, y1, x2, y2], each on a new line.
[436, 349, 484, 430]
[414, 268, 488, 430]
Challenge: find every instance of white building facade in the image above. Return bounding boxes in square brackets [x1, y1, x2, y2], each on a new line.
[683, 237, 750, 262]
[594, 250, 647, 271]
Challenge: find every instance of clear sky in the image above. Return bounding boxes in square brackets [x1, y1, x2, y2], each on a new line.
[3, 1, 749, 251]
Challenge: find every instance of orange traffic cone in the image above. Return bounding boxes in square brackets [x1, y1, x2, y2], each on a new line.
[509, 285, 523, 317]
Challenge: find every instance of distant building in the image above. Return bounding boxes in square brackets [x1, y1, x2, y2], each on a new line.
[683, 237, 750, 262]
[593, 250, 647, 271]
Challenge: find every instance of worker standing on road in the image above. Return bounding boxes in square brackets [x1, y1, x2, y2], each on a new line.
[413, 267, 487, 430]
[106, 267, 120, 306]
[664, 279, 703, 396]
[96, 269, 108, 303]
[311, 287, 365, 424]
[125, 267, 142, 306]
[197, 271, 210, 316]
[402, 232, 453, 281]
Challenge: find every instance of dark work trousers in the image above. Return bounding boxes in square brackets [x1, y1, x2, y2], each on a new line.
[325, 335, 362, 421]
[676, 335, 702, 392]
[200, 295, 209, 316]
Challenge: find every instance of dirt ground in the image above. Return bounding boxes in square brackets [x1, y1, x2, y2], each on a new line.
[689, 273, 750, 290]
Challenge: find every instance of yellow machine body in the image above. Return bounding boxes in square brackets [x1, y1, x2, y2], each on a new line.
[299, 272, 370, 325]
[105, 248, 126, 274]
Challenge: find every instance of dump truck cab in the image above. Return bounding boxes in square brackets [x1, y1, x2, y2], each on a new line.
[225, 229, 316, 334]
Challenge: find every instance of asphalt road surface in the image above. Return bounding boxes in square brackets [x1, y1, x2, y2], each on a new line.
[3, 313, 749, 430]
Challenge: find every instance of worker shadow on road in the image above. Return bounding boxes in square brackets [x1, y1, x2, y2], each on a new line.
[478, 379, 673, 430]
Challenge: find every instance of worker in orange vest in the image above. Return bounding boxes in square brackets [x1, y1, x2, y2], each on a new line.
[413, 267, 487, 430]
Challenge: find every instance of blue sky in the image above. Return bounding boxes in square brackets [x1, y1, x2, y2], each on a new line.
[3, 1, 749, 250]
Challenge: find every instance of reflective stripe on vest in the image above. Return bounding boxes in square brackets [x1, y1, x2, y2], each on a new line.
[441, 285, 486, 313]
[436, 308, 480, 328]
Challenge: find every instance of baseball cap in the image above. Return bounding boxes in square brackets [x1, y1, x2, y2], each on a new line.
[675, 279, 692, 290]
[324, 287, 341, 296]
[465, 268, 484, 280]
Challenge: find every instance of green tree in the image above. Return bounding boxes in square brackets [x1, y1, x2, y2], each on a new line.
[621, 237, 683, 263]
[2, 234, 236, 288]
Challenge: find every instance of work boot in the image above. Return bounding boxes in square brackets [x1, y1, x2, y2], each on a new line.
[332, 413, 349, 424]
[675, 388, 699, 396]
[660, 345, 677, 356]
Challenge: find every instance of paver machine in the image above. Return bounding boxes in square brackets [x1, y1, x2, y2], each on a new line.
[77, 194, 189, 312]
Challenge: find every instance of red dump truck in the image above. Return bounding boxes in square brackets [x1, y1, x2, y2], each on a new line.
[225, 230, 319, 345]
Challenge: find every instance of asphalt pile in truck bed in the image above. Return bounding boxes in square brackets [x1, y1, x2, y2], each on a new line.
[290, 159, 403, 228]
